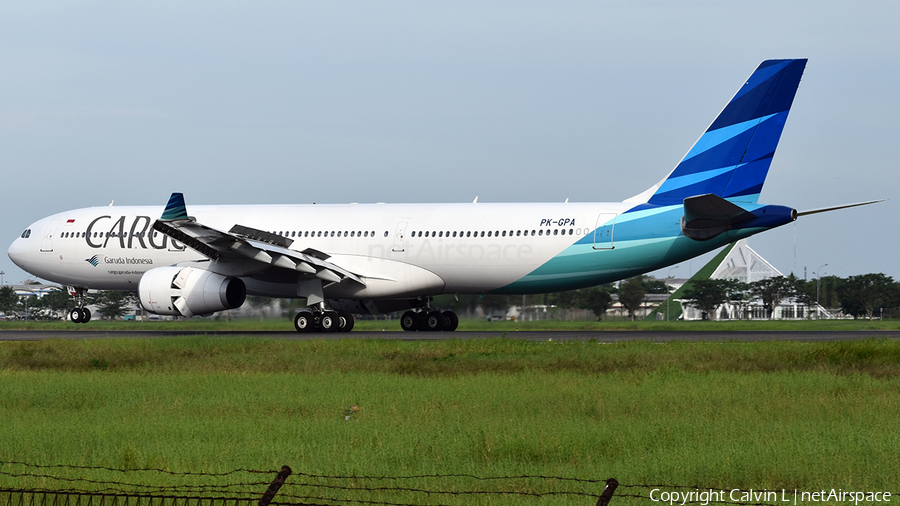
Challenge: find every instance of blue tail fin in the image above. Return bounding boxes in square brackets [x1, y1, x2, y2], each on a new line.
[646, 59, 807, 206]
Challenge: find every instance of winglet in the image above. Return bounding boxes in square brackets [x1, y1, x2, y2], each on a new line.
[160, 192, 189, 221]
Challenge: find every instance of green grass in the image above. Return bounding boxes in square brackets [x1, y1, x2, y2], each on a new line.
[1, 338, 899, 505]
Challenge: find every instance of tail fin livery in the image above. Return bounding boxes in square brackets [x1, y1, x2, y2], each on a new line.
[638, 59, 807, 206]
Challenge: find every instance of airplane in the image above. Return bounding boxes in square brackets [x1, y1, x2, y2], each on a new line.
[6, 58, 879, 332]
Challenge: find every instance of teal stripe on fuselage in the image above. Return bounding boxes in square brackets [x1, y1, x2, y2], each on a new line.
[496, 201, 772, 294]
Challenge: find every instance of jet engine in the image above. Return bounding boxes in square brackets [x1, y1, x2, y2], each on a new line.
[138, 266, 246, 317]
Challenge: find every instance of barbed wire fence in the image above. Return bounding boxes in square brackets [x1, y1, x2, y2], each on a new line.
[0, 461, 895, 506]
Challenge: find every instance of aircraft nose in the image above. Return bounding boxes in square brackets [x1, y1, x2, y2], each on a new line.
[8, 234, 31, 271]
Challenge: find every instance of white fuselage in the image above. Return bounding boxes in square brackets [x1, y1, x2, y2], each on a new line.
[9, 201, 634, 298]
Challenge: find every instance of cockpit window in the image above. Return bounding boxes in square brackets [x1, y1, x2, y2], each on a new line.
[20, 229, 31, 238]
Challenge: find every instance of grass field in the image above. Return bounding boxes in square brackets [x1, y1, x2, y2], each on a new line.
[1, 336, 899, 504]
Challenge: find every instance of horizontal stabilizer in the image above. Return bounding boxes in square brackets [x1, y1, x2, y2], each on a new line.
[681, 194, 757, 241]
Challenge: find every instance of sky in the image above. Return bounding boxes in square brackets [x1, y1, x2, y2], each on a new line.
[1, 1, 898, 286]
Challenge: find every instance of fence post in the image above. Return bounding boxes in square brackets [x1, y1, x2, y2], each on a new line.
[595, 478, 618, 506]
[258, 466, 292, 506]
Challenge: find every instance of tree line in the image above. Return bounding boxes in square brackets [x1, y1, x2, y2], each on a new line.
[2, 272, 898, 321]
[432, 276, 669, 321]
[681, 273, 900, 320]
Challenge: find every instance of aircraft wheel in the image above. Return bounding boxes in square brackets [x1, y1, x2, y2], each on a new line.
[424, 311, 444, 331]
[337, 312, 355, 332]
[70, 308, 82, 323]
[442, 310, 459, 331]
[400, 311, 418, 331]
[294, 311, 314, 332]
[81, 308, 92, 323]
[319, 311, 339, 332]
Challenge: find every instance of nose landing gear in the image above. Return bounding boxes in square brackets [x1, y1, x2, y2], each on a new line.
[67, 286, 92, 324]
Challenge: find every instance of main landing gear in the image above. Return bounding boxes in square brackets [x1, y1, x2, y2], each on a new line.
[67, 286, 92, 324]
[291, 298, 460, 333]
[293, 308, 355, 333]
[399, 309, 459, 332]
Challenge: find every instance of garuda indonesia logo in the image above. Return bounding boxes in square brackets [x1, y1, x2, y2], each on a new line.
[85, 255, 101, 267]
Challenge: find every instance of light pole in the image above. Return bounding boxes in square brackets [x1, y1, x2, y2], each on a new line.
[0, 271, 4, 286]
[814, 263, 828, 319]
[666, 265, 679, 321]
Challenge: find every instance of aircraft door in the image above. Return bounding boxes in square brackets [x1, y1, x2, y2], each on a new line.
[41, 220, 60, 252]
[392, 221, 408, 252]
[592, 213, 617, 250]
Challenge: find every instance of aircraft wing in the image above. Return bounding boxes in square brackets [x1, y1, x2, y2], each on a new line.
[152, 193, 364, 285]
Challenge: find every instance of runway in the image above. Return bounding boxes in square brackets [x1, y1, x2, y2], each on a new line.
[1, 329, 899, 341]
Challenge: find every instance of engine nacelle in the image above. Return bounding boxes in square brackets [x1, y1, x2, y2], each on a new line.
[138, 266, 246, 317]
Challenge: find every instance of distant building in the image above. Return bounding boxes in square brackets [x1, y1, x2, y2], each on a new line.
[9, 283, 63, 299]
[674, 239, 834, 321]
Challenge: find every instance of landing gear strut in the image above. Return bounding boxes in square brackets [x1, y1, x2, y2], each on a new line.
[67, 286, 92, 324]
